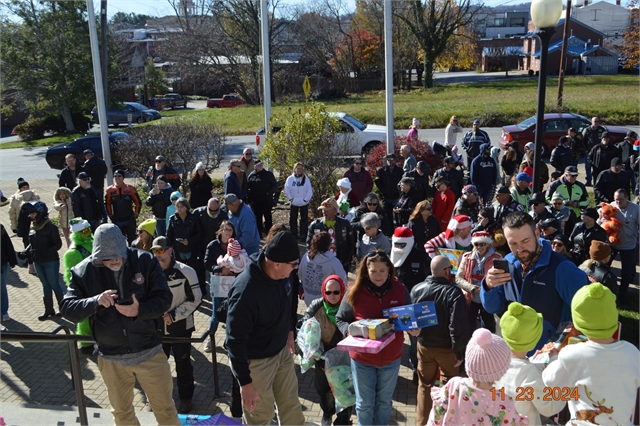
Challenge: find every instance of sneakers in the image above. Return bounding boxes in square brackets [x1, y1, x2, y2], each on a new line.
[178, 400, 192, 414]
[204, 336, 212, 353]
[1, 314, 10, 322]
[321, 415, 332, 426]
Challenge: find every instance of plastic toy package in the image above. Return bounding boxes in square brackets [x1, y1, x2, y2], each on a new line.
[322, 347, 356, 413]
[178, 413, 242, 425]
[296, 317, 324, 373]
[347, 318, 392, 339]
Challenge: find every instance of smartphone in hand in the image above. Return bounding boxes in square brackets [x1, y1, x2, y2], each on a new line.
[492, 259, 510, 273]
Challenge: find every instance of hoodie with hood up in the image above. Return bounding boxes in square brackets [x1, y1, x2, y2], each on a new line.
[470, 143, 498, 188]
[60, 224, 172, 357]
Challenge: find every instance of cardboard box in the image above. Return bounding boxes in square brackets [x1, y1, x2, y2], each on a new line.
[337, 332, 396, 354]
[381, 302, 438, 331]
[348, 319, 392, 340]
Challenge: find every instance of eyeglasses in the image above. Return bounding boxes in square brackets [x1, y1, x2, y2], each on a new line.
[394, 242, 407, 248]
[152, 248, 166, 254]
[473, 243, 487, 248]
[286, 261, 299, 267]
[552, 242, 564, 247]
[367, 203, 378, 207]
[80, 228, 91, 235]
[325, 290, 341, 296]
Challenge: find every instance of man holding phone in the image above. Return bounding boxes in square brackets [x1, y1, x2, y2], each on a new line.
[60, 224, 180, 425]
[480, 212, 588, 351]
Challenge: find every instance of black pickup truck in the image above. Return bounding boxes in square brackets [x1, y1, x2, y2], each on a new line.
[155, 93, 188, 110]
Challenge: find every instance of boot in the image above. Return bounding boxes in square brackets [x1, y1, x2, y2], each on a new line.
[38, 297, 56, 321]
[54, 293, 64, 317]
[28, 262, 36, 275]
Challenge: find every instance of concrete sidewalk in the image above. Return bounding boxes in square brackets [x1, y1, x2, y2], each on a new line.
[0, 178, 419, 425]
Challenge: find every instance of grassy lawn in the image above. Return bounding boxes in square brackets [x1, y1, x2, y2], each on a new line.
[4, 74, 638, 149]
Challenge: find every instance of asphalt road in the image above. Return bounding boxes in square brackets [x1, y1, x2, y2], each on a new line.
[2, 125, 639, 184]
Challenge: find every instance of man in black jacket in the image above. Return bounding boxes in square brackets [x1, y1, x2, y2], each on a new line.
[60, 224, 179, 426]
[59, 154, 84, 190]
[410, 255, 470, 425]
[569, 208, 608, 265]
[82, 149, 108, 222]
[307, 198, 353, 272]
[71, 172, 102, 231]
[594, 158, 631, 203]
[246, 159, 278, 235]
[588, 132, 622, 182]
[146, 155, 181, 191]
[192, 197, 228, 295]
[432, 157, 464, 199]
[374, 154, 403, 221]
[404, 160, 430, 202]
[225, 231, 305, 425]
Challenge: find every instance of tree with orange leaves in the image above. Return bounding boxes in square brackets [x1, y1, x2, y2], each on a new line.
[333, 29, 383, 77]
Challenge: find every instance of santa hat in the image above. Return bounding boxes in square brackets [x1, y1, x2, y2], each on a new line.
[70, 218, 91, 233]
[227, 238, 242, 257]
[390, 227, 415, 267]
[336, 178, 351, 190]
[471, 231, 493, 245]
[445, 215, 472, 240]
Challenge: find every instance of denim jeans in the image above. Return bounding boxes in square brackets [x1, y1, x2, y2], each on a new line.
[1, 262, 9, 316]
[351, 357, 401, 426]
[34, 260, 64, 298]
[477, 185, 495, 207]
[155, 219, 166, 237]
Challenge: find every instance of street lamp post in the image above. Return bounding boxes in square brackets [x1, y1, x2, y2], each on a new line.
[530, 0, 563, 194]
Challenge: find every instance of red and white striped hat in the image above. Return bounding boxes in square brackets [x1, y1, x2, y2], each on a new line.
[227, 238, 242, 257]
[471, 231, 493, 245]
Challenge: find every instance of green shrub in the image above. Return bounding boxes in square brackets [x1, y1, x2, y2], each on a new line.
[13, 117, 48, 141]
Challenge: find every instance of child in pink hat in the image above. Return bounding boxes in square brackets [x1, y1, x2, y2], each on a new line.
[427, 328, 529, 426]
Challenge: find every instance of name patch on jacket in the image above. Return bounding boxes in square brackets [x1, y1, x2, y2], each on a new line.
[133, 273, 145, 285]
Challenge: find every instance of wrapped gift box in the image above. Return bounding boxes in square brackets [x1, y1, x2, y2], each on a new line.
[348, 319, 392, 340]
[337, 332, 396, 354]
[381, 302, 438, 331]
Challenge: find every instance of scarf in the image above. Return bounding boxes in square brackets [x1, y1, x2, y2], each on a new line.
[323, 301, 340, 327]
[322, 274, 345, 326]
[365, 277, 393, 299]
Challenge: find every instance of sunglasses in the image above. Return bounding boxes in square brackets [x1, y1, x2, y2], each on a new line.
[325, 290, 341, 296]
[367, 251, 389, 259]
[155, 160, 164, 163]
[152, 248, 166, 254]
[136, 229, 145, 234]
[443, 266, 452, 272]
[208, 208, 220, 213]
[80, 228, 91, 235]
[114, 175, 123, 178]
[473, 243, 487, 247]
[364, 226, 374, 231]
[553, 202, 563, 206]
[552, 242, 564, 247]
[394, 242, 407, 248]
[367, 203, 378, 206]
[81, 178, 90, 181]
[286, 261, 299, 267]
[424, 207, 432, 211]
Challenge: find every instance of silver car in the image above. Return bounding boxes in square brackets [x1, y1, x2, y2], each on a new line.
[91, 102, 161, 126]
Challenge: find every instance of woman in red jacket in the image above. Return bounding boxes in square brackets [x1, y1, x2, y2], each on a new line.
[432, 177, 456, 230]
[336, 251, 414, 425]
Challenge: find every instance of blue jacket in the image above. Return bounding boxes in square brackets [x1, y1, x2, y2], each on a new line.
[228, 202, 261, 255]
[480, 238, 588, 350]
[470, 143, 498, 188]
[224, 170, 246, 200]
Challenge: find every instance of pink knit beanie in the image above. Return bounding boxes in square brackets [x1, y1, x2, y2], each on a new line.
[227, 238, 241, 257]
[465, 328, 511, 383]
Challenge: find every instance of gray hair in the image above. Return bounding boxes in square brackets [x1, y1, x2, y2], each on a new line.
[361, 212, 381, 229]
[363, 192, 380, 204]
[401, 145, 410, 153]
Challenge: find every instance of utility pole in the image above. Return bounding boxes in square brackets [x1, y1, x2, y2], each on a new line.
[100, 1, 108, 109]
[557, 0, 571, 108]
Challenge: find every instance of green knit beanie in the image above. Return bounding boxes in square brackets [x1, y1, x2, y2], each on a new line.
[571, 283, 618, 339]
[137, 218, 157, 236]
[499, 302, 543, 352]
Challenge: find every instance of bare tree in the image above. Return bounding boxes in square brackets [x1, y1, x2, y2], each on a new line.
[395, 0, 481, 89]
[115, 118, 227, 191]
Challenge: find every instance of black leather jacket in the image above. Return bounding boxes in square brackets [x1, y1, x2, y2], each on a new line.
[410, 275, 470, 360]
[60, 249, 172, 356]
[307, 217, 353, 271]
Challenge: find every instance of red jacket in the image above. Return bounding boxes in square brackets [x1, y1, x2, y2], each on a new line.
[341, 278, 409, 367]
[343, 167, 373, 203]
[432, 188, 456, 229]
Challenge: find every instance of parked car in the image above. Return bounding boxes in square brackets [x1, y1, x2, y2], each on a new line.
[499, 113, 631, 156]
[91, 102, 161, 126]
[45, 132, 129, 170]
[155, 93, 188, 110]
[255, 112, 392, 156]
[206, 94, 246, 108]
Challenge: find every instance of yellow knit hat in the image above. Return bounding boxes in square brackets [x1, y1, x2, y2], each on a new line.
[137, 218, 157, 236]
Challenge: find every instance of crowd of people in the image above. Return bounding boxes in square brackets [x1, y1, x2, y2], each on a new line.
[0, 125, 639, 425]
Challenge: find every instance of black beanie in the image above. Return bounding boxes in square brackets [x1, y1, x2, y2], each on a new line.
[17, 178, 29, 189]
[264, 231, 300, 263]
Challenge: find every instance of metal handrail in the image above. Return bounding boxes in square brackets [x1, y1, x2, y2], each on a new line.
[1, 328, 220, 426]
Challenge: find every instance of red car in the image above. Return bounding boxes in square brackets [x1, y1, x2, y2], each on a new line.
[499, 113, 631, 156]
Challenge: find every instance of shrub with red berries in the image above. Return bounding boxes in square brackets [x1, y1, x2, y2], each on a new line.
[367, 136, 443, 178]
